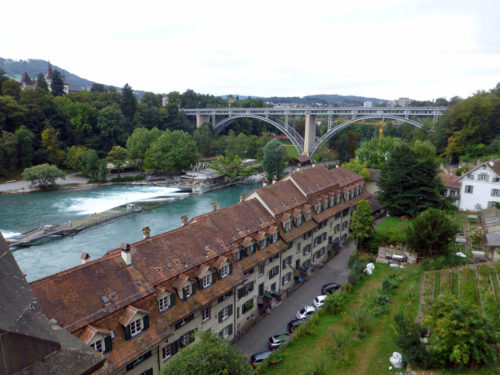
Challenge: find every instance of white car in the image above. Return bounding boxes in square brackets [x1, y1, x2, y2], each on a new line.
[313, 295, 327, 308]
[296, 305, 316, 320]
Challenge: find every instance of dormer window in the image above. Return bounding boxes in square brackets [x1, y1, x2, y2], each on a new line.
[130, 318, 142, 337]
[220, 263, 231, 279]
[294, 216, 302, 227]
[159, 293, 175, 312]
[259, 238, 267, 250]
[284, 220, 292, 232]
[358, 186, 362, 194]
[271, 231, 279, 243]
[304, 209, 311, 221]
[90, 339, 104, 353]
[336, 194, 341, 204]
[322, 199, 328, 210]
[329, 197, 335, 207]
[314, 203, 321, 214]
[201, 274, 212, 289]
[183, 284, 192, 299]
[120, 306, 149, 341]
[84, 326, 113, 354]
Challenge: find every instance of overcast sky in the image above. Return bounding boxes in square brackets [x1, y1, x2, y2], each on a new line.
[2, 0, 500, 100]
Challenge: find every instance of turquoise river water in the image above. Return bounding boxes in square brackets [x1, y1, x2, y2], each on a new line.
[0, 184, 259, 281]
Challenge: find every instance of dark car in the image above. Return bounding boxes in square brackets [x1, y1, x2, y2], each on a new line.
[321, 282, 341, 294]
[287, 318, 306, 333]
[250, 350, 272, 369]
[268, 333, 290, 350]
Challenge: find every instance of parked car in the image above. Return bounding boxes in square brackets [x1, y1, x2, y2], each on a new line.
[296, 305, 316, 319]
[321, 282, 341, 294]
[287, 318, 306, 333]
[313, 295, 327, 308]
[250, 351, 272, 369]
[268, 333, 290, 350]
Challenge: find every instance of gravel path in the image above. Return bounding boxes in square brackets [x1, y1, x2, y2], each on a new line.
[0, 173, 89, 193]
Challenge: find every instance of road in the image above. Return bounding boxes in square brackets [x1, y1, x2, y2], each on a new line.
[234, 240, 355, 356]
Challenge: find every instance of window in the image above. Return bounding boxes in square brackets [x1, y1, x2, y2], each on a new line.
[268, 265, 279, 279]
[258, 263, 264, 276]
[270, 232, 279, 243]
[90, 339, 103, 353]
[258, 283, 264, 296]
[183, 285, 192, 299]
[465, 185, 473, 194]
[220, 263, 230, 279]
[242, 298, 254, 314]
[314, 204, 321, 214]
[304, 210, 312, 221]
[336, 194, 342, 204]
[284, 220, 292, 232]
[219, 324, 233, 338]
[492, 189, 500, 197]
[493, 177, 500, 182]
[478, 173, 489, 181]
[202, 307, 210, 322]
[217, 290, 233, 303]
[202, 274, 212, 289]
[303, 244, 311, 255]
[259, 238, 267, 249]
[269, 254, 279, 263]
[139, 369, 153, 375]
[159, 295, 170, 312]
[282, 272, 292, 286]
[282, 255, 292, 268]
[218, 305, 233, 322]
[162, 342, 178, 361]
[334, 224, 340, 233]
[329, 197, 335, 207]
[322, 199, 328, 209]
[294, 216, 302, 227]
[342, 221, 348, 229]
[244, 267, 254, 276]
[334, 212, 341, 220]
[468, 174, 475, 180]
[174, 313, 194, 330]
[126, 351, 152, 371]
[296, 242, 301, 254]
[237, 282, 254, 299]
[181, 332, 191, 347]
[130, 318, 142, 336]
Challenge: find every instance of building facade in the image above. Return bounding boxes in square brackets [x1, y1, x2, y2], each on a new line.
[456, 160, 500, 211]
[30, 166, 368, 375]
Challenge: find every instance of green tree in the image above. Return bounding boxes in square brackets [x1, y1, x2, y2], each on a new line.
[77, 149, 102, 180]
[193, 123, 214, 156]
[424, 295, 498, 367]
[407, 208, 457, 256]
[14, 125, 35, 168]
[140, 92, 162, 108]
[22, 163, 65, 190]
[393, 313, 430, 368]
[41, 125, 65, 165]
[120, 83, 136, 129]
[342, 158, 370, 180]
[126, 127, 162, 169]
[50, 70, 65, 96]
[65, 145, 89, 170]
[162, 330, 251, 375]
[412, 139, 437, 162]
[356, 136, 398, 169]
[96, 106, 128, 152]
[1, 79, 21, 100]
[378, 144, 444, 217]
[144, 130, 198, 174]
[350, 200, 375, 251]
[107, 145, 129, 177]
[0, 131, 17, 177]
[208, 154, 254, 183]
[262, 139, 286, 181]
[0, 95, 26, 132]
[36, 73, 48, 90]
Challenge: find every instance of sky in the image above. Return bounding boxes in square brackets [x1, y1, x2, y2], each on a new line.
[2, 0, 500, 101]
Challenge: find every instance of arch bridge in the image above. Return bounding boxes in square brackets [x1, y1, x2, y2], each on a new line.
[183, 107, 446, 157]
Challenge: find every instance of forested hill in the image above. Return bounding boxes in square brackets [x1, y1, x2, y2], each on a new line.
[0, 58, 95, 90]
[263, 94, 389, 106]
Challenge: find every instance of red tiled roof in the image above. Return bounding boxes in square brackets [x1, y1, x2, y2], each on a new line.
[214, 256, 227, 270]
[119, 305, 147, 327]
[279, 220, 317, 243]
[238, 242, 286, 271]
[254, 180, 306, 215]
[79, 325, 112, 344]
[439, 173, 460, 189]
[289, 165, 337, 195]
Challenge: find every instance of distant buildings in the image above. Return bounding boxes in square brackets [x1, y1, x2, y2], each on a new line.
[363, 101, 373, 108]
[28, 165, 370, 375]
[19, 62, 70, 94]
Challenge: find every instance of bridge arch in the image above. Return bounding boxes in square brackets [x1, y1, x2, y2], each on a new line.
[311, 115, 426, 156]
[213, 115, 304, 154]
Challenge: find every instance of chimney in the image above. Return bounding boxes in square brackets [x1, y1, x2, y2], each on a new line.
[489, 160, 494, 167]
[81, 252, 90, 264]
[239, 193, 245, 202]
[142, 226, 151, 239]
[272, 175, 277, 184]
[211, 201, 218, 211]
[121, 242, 131, 266]
[262, 178, 268, 187]
[181, 215, 188, 225]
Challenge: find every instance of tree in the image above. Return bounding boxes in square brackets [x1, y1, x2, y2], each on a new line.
[50, 70, 65, 96]
[350, 200, 375, 251]
[394, 313, 430, 368]
[162, 330, 251, 375]
[120, 83, 136, 129]
[407, 208, 457, 256]
[193, 123, 214, 157]
[96, 106, 128, 152]
[342, 158, 370, 180]
[424, 295, 498, 367]
[126, 127, 161, 169]
[0, 131, 17, 177]
[15, 125, 35, 168]
[378, 144, 444, 217]
[208, 154, 254, 183]
[36, 73, 48, 90]
[144, 130, 199, 174]
[22, 163, 65, 190]
[262, 139, 286, 182]
[411, 139, 437, 162]
[1, 79, 21, 100]
[107, 145, 129, 177]
[41, 125, 65, 165]
[356, 136, 398, 169]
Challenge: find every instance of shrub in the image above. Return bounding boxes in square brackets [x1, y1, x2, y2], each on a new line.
[348, 307, 374, 338]
[394, 313, 430, 368]
[347, 254, 367, 286]
[331, 329, 352, 361]
[324, 290, 347, 314]
[382, 278, 399, 292]
[111, 173, 145, 182]
[374, 294, 390, 306]
[421, 254, 467, 271]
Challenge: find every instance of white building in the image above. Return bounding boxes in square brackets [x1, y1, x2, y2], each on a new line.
[363, 101, 373, 108]
[455, 160, 500, 211]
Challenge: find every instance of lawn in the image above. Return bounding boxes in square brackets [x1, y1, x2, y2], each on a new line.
[375, 216, 412, 243]
[261, 263, 422, 375]
[279, 140, 299, 159]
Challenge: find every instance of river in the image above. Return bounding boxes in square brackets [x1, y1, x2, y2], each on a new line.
[0, 184, 259, 281]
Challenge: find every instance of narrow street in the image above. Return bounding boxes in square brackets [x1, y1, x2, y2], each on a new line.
[234, 240, 355, 357]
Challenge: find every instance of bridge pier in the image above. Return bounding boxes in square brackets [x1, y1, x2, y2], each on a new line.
[303, 114, 316, 156]
[196, 114, 210, 128]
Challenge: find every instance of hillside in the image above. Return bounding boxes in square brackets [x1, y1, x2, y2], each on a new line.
[0, 58, 96, 91]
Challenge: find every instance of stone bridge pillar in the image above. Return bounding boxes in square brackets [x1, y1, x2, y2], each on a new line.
[196, 114, 210, 128]
[303, 114, 316, 156]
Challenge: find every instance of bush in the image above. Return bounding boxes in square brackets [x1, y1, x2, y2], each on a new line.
[421, 254, 467, 271]
[348, 307, 374, 338]
[324, 290, 347, 314]
[382, 278, 399, 292]
[394, 313, 430, 368]
[111, 173, 145, 182]
[331, 329, 352, 362]
[374, 294, 390, 306]
[347, 254, 367, 286]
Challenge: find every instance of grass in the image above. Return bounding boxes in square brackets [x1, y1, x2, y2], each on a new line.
[451, 271, 459, 296]
[279, 139, 300, 159]
[440, 270, 452, 295]
[433, 271, 441, 298]
[375, 216, 412, 244]
[261, 264, 422, 375]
